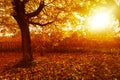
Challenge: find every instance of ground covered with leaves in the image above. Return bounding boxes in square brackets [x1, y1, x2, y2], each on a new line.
[0, 52, 120, 80]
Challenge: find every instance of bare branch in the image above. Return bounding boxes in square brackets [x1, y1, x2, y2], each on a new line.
[29, 21, 54, 26]
[26, 0, 46, 18]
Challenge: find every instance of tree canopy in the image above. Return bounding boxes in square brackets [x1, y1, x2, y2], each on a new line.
[0, 0, 120, 38]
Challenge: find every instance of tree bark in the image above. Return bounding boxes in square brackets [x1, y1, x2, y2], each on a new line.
[16, 16, 33, 63]
[12, 0, 33, 64]
[19, 20, 33, 62]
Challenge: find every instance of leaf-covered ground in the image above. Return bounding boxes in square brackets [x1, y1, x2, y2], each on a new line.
[0, 52, 120, 80]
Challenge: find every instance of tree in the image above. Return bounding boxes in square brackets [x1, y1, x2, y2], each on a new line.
[12, 0, 55, 66]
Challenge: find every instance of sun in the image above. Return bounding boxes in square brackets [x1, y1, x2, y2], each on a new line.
[91, 12, 110, 29]
[87, 7, 115, 32]
[89, 12, 111, 31]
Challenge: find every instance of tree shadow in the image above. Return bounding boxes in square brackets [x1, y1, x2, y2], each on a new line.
[12, 59, 37, 68]
[1, 60, 35, 72]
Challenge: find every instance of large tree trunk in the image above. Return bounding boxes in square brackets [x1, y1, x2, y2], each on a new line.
[19, 21, 33, 62]
[15, 13, 33, 64]
[14, 19, 33, 67]
[12, 0, 33, 65]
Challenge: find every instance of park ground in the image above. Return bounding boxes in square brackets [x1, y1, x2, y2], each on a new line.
[0, 37, 120, 79]
[0, 52, 120, 79]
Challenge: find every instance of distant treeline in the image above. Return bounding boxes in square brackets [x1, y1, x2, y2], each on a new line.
[0, 37, 120, 53]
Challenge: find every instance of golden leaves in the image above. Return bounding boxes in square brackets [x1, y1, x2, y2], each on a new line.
[0, 53, 120, 79]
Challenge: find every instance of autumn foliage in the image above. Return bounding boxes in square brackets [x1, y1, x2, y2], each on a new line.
[0, 52, 120, 79]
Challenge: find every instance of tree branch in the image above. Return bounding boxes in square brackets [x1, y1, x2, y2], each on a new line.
[23, 0, 29, 4]
[29, 21, 54, 26]
[26, 0, 46, 18]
